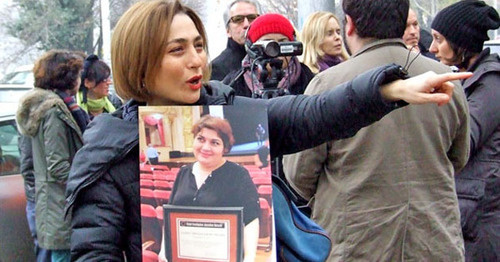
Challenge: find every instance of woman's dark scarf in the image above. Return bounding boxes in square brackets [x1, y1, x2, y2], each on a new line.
[242, 55, 302, 94]
[55, 90, 90, 133]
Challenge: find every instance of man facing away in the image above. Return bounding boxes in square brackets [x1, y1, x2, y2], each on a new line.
[283, 0, 469, 261]
[210, 0, 261, 81]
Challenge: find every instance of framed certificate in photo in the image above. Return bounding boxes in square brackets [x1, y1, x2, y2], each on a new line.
[163, 205, 244, 262]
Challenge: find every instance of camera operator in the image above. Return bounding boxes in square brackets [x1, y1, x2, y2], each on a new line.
[222, 13, 314, 98]
[222, 13, 314, 205]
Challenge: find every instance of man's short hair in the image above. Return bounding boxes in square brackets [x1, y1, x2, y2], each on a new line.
[343, 0, 409, 39]
[223, 0, 262, 28]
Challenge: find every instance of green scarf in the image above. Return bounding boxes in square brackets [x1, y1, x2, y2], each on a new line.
[77, 91, 116, 113]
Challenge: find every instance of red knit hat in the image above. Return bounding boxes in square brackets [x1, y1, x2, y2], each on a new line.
[246, 13, 295, 43]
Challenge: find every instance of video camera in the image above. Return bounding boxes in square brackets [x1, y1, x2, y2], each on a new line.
[241, 40, 303, 99]
[247, 40, 303, 60]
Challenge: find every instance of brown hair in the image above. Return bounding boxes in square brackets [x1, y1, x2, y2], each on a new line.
[191, 115, 235, 153]
[447, 40, 479, 70]
[33, 50, 83, 91]
[111, 0, 210, 102]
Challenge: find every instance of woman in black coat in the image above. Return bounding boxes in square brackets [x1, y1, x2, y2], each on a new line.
[430, 2, 500, 261]
[65, 1, 471, 261]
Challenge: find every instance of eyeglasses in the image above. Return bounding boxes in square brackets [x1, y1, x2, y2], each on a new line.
[97, 77, 112, 84]
[228, 14, 259, 25]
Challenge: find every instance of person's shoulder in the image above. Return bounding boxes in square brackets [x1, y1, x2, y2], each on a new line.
[223, 161, 247, 173]
[178, 164, 193, 173]
[464, 54, 500, 88]
[304, 64, 345, 95]
[209, 80, 234, 95]
[413, 55, 451, 74]
[300, 62, 315, 79]
[480, 53, 500, 71]
[82, 112, 138, 156]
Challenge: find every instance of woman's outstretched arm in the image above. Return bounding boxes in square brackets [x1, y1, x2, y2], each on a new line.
[254, 64, 472, 157]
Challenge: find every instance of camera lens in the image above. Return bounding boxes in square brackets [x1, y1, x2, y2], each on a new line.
[263, 41, 280, 58]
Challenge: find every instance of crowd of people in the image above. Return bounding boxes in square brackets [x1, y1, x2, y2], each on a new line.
[13, 0, 497, 261]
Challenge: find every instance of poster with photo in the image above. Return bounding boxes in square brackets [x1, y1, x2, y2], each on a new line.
[138, 105, 275, 262]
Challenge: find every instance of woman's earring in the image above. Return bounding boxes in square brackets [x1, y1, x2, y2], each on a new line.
[141, 80, 150, 96]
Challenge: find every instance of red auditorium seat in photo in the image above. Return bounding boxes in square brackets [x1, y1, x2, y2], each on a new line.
[258, 197, 273, 251]
[258, 185, 273, 208]
[141, 204, 162, 253]
[140, 173, 154, 180]
[140, 188, 157, 207]
[151, 164, 170, 171]
[140, 164, 154, 173]
[252, 176, 272, 188]
[154, 180, 172, 190]
[249, 170, 268, 178]
[154, 190, 171, 206]
[140, 179, 155, 190]
[142, 249, 158, 262]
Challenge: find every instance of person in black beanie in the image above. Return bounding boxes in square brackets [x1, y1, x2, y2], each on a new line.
[430, 0, 499, 68]
[430, 1, 500, 261]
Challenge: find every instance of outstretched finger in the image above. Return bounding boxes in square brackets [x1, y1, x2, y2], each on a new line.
[427, 72, 473, 87]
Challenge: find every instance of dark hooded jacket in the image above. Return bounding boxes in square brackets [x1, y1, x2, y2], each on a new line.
[210, 38, 247, 81]
[455, 48, 500, 262]
[66, 64, 408, 261]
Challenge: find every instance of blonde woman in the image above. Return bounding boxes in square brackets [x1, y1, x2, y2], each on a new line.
[300, 11, 349, 73]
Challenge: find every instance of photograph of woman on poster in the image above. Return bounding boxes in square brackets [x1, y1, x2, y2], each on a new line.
[168, 114, 260, 262]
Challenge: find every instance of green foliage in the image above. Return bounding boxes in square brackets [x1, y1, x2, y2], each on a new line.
[6, 0, 96, 53]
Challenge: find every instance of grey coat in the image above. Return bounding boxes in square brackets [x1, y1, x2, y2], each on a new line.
[16, 88, 83, 250]
[284, 39, 470, 261]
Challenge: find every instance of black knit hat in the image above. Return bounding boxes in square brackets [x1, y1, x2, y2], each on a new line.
[431, 0, 500, 53]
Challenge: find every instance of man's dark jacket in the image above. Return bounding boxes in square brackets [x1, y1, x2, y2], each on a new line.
[65, 65, 408, 261]
[210, 38, 247, 81]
